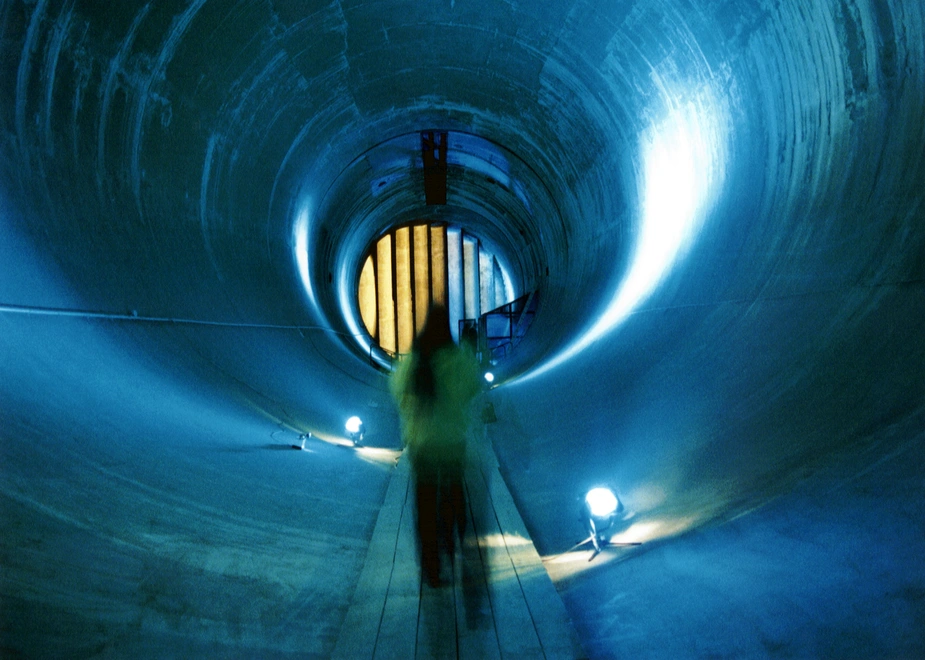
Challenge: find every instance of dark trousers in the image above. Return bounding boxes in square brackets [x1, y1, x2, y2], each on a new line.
[414, 456, 466, 586]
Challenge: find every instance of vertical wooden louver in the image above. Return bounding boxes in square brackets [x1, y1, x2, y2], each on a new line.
[358, 223, 508, 355]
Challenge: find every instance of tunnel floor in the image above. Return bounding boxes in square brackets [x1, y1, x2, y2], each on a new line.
[333, 437, 585, 659]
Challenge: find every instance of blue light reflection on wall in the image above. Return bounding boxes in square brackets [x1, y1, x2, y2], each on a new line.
[592, 89, 728, 339]
[293, 197, 381, 364]
[520, 86, 728, 382]
[338, 270, 378, 364]
[293, 201, 316, 313]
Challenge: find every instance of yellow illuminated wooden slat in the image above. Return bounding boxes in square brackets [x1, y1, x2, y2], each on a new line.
[360, 224, 519, 356]
[358, 255, 377, 339]
[395, 227, 413, 354]
[413, 224, 430, 334]
[376, 236, 395, 353]
[430, 225, 447, 306]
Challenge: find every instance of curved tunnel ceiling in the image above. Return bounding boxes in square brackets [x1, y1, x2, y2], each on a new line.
[2, 0, 924, 656]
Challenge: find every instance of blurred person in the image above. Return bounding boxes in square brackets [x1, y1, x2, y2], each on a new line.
[390, 304, 481, 587]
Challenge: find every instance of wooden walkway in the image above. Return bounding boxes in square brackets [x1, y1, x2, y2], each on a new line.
[332, 435, 586, 659]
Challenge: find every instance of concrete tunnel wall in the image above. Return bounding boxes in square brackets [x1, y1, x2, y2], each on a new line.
[1, 0, 923, 657]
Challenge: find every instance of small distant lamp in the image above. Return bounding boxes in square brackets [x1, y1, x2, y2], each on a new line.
[345, 416, 365, 446]
[484, 372, 495, 384]
[582, 487, 622, 555]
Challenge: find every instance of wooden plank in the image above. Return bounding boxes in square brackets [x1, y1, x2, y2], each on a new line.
[417, 566, 457, 659]
[374, 475, 422, 660]
[480, 462, 587, 659]
[335, 432, 584, 660]
[471, 433, 587, 659]
[455, 481, 502, 660]
[332, 458, 411, 659]
[464, 452, 544, 659]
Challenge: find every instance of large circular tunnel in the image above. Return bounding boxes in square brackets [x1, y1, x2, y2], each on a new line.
[1, 1, 923, 657]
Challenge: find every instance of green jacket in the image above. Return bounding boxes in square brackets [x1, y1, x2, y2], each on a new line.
[390, 345, 481, 468]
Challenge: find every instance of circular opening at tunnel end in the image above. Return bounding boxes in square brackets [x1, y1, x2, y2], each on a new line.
[356, 221, 514, 359]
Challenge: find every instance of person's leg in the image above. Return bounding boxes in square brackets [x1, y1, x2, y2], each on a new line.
[438, 472, 456, 556]
[416, 476, 440, 586]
